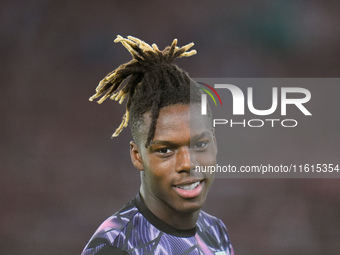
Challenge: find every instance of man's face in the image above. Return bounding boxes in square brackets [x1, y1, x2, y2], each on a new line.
[130, 104, 217, 215]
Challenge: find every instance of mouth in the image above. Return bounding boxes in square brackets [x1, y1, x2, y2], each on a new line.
[175, 181, 201, 191]
[173, 180, 204, 198]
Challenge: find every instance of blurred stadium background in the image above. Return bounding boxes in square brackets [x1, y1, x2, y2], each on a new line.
[1, 1, 340, 254]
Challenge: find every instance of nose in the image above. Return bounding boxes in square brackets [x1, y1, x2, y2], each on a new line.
[175, 147, 195, 173]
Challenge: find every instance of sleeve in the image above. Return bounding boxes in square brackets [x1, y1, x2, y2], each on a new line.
[81, 238, 130, 255]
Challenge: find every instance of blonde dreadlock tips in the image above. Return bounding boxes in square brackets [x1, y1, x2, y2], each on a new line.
[178, 50, 197, 58]
[90, 35, 197, 138]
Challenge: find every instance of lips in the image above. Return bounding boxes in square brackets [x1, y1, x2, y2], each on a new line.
[173, 179, 204, 198]
[175, 181, 200, 191]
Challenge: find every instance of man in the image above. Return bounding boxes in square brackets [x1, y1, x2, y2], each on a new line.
[82, 35, 234, 255]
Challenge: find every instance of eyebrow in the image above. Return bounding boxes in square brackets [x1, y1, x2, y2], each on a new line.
[149, 140, 177, 147]
[150, 131, 212, 146]
[191, 131, 211, 141]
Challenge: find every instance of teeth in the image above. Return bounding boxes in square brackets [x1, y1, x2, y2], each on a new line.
[176, 181, 200, 191]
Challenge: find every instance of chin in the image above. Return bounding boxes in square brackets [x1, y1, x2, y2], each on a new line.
[175, 199, 205, 214]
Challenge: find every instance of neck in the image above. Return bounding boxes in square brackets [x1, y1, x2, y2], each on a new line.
[140, 189, 199, 230]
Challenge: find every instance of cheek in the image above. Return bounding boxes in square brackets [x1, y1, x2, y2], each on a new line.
[195, 151, 216, 166]
[144, 159, 172, 183]
[147, 156, 173, 172]
[205, 177, 215, 195]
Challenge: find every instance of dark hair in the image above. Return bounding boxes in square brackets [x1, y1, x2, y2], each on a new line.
[90, 35, 203, 146]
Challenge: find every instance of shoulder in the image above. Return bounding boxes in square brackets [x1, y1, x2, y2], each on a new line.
[197, 210, 233, 252]
[82, 243, 129, 255]
[198, 210, 228, 231]
[82, 199, 139, 255]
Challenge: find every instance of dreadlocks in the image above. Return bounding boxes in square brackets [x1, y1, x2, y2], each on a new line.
[89, 35, 202, 146]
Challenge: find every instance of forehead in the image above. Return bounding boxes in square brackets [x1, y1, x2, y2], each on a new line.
[141, 104, 212, 142]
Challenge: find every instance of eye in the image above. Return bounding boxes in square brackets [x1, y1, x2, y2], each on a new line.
[194, 141, 208, 150]
[155, 148, 173, 154]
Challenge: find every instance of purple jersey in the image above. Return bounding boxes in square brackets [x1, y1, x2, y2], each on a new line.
[82, 194, 234, 255]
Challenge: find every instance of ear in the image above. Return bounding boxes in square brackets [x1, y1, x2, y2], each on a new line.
[130, 141, 144, 171]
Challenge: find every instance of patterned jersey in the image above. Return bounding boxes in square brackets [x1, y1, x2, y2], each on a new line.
[82, 193, 234, 255]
